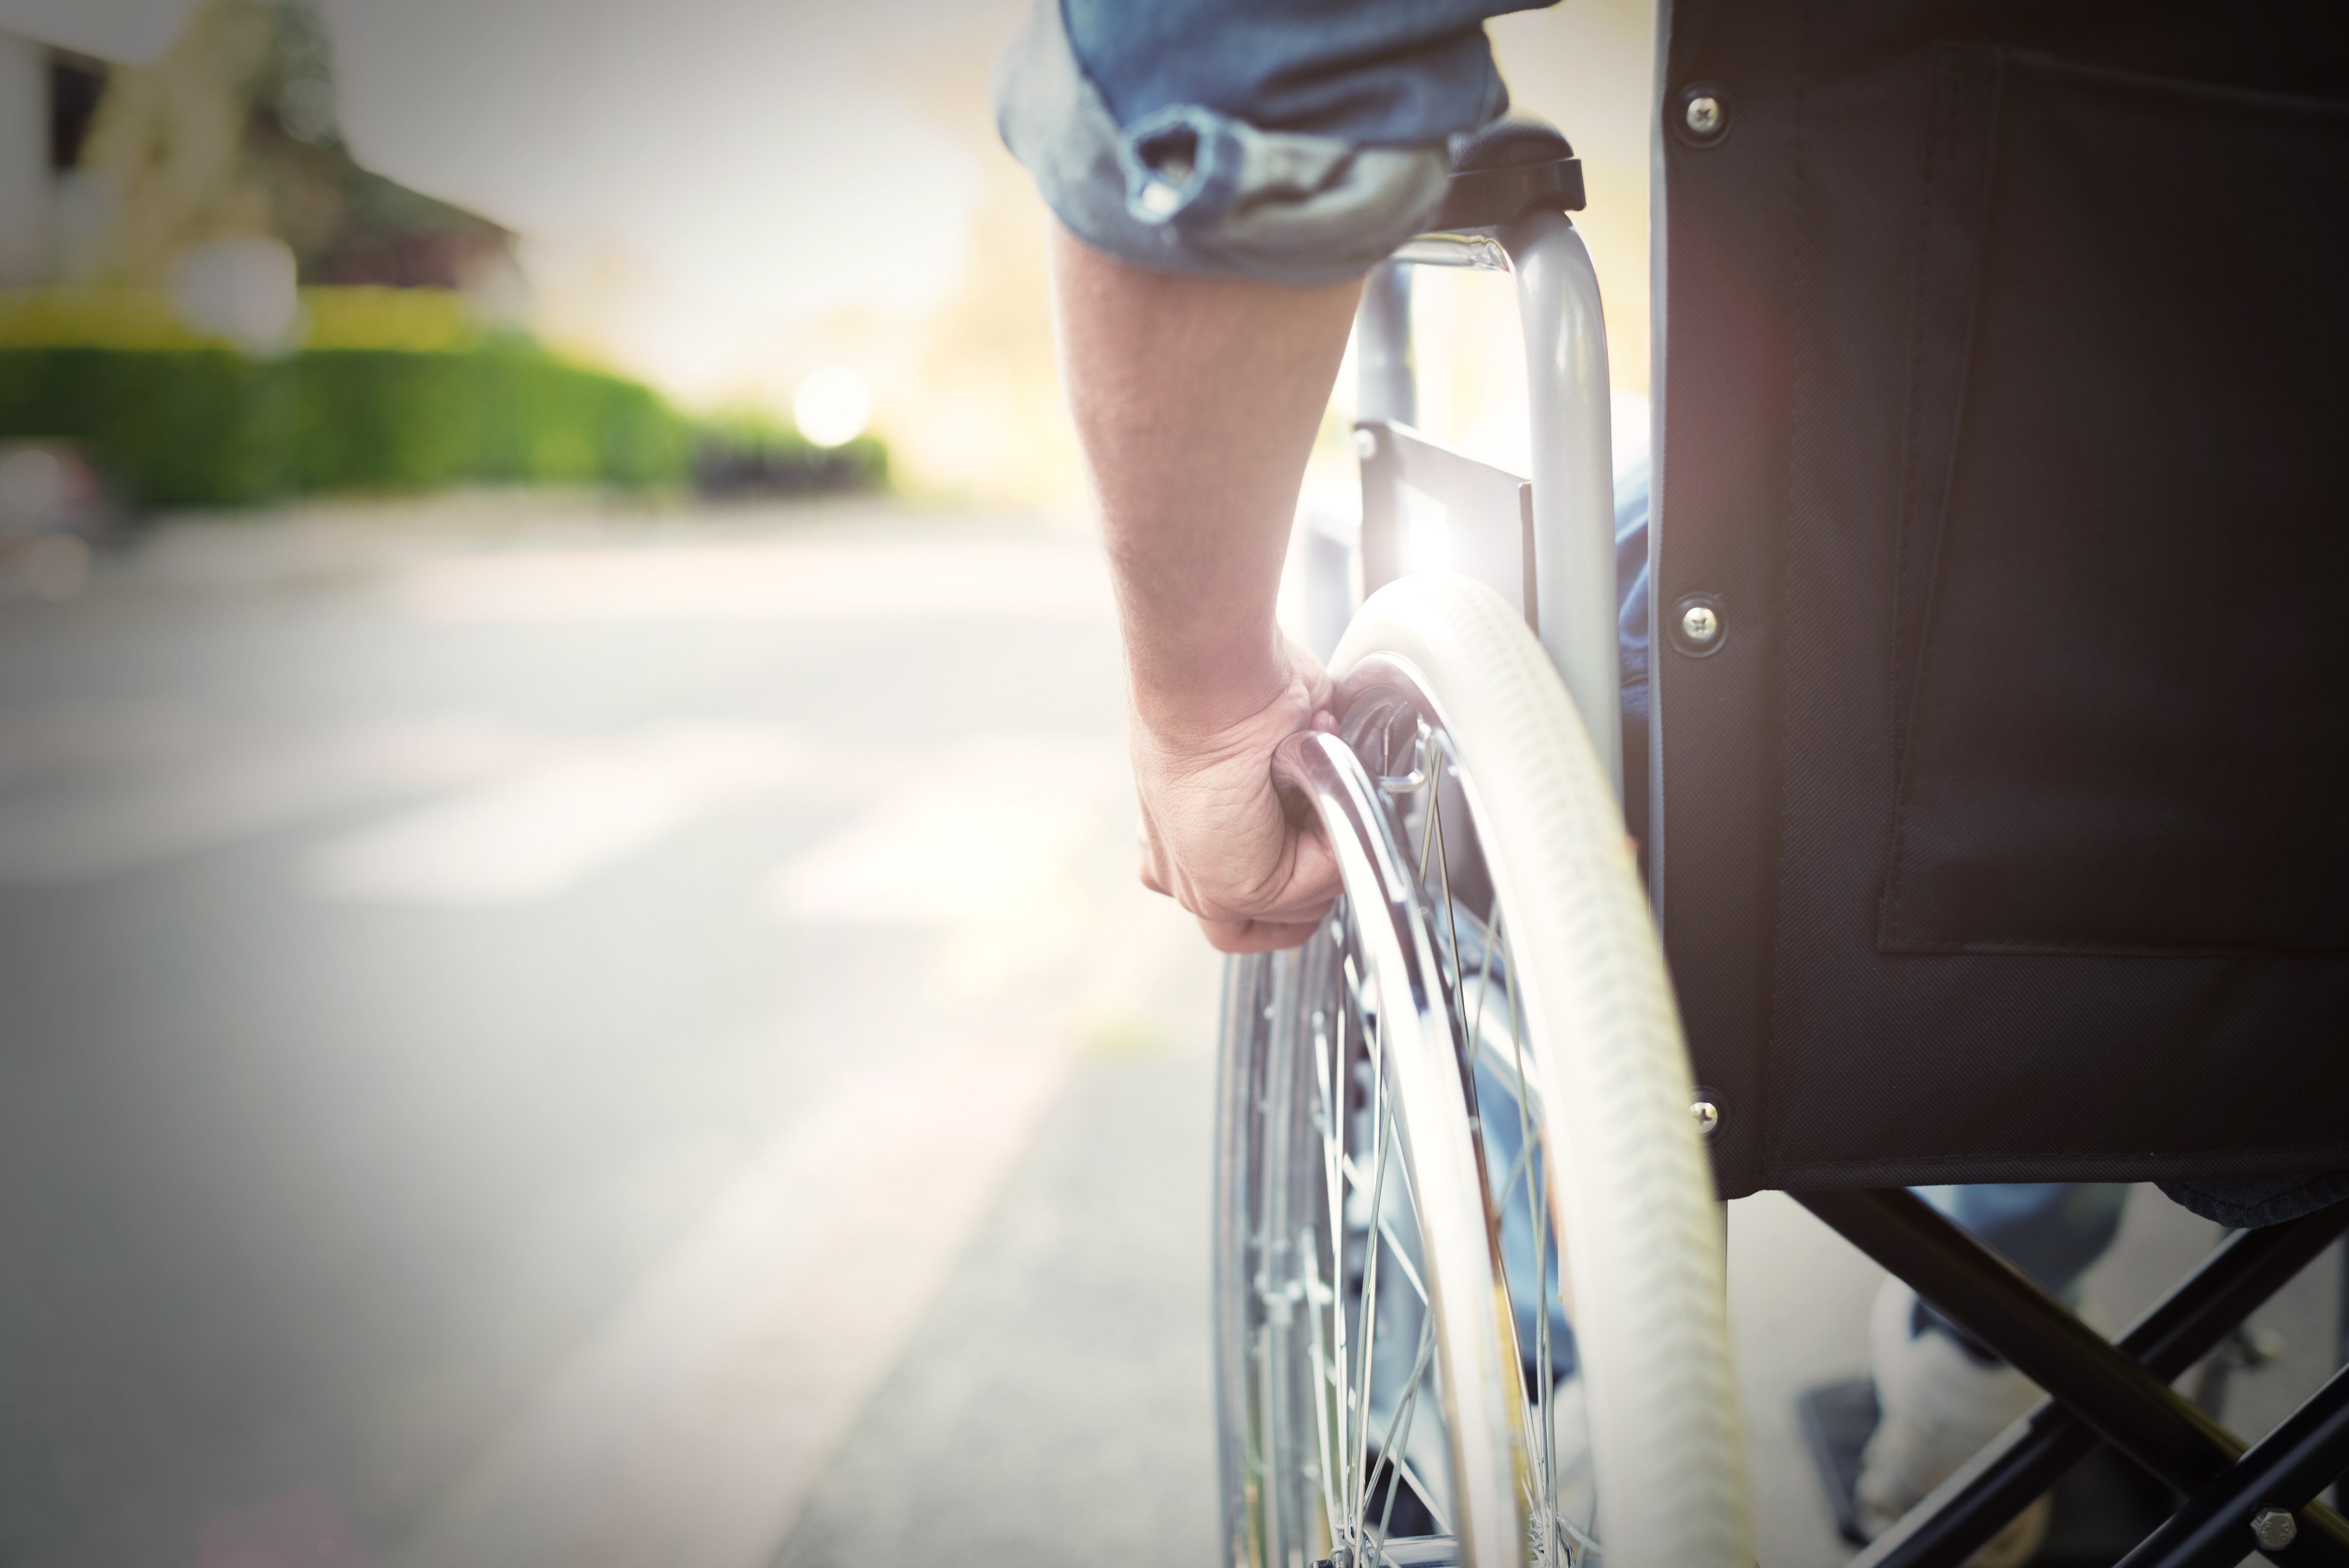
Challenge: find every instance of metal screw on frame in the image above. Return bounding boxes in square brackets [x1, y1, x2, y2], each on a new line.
[1691, 1100, 1721, 1139]
[1684, 95, 1724, 136]
[2252, 1508, 2299, 1550]
[1681, 603, 1721, 646]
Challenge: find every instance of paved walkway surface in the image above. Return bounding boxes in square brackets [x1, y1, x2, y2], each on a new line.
[0, 498, 2331, 1567]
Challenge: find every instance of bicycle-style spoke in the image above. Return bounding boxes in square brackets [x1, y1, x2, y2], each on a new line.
[1241, 682, 1598, 1568]
[1499, 913, 1557, 1549]
[1303, 1228, 1345, 1549]
[1383, 1448, 1456, 1543]
[1428, 753, 1473, 1051]
[1350, 1073, 1396, 1530]
[1368, 1310, 1442, 1557]
[1487, 1136, 1535, 1228]
[1555, 1506, 1599, 1563]
[1425, 745, 1571, 1563]
[1331, 952, 1363, 1522]
[1415, 745, 1443, 882]
[1337, 1153, 1432, 1306]
[1469, 896, 1501, 1071]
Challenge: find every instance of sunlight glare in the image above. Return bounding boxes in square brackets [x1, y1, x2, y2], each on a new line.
[793, 366, 873, 448]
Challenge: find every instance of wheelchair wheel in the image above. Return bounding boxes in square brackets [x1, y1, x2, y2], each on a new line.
[1213, 576, 1750, 1568]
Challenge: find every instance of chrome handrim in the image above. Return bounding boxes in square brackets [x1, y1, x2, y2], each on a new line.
[1232, 664, 1597, 1568]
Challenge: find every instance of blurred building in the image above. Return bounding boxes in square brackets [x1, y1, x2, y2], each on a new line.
[0, 29, 107, 286]
[0, 0, 523, 311]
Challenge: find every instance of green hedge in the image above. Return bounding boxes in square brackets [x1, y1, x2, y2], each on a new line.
[0, 344, 692, 507]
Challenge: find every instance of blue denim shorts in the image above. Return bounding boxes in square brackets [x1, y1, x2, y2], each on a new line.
[994, 0, 1552, 284]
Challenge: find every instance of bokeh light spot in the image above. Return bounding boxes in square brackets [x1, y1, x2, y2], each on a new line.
[793, 366, 872, 449]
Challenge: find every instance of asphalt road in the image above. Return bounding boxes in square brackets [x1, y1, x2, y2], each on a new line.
[0, 497, 2335, 1568]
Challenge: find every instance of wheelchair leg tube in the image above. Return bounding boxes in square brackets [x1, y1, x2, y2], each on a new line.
[1798, 1189, 2349, 1564]
[1856, 1204, 2349, 1568]
[1354, 264, 1411, 600]
[1499, 210, 1620, 805]
[2116, 1365, 2349, 1568]
[2338, 1241, 2349, 1512]
[1357, 261, 1415, 428]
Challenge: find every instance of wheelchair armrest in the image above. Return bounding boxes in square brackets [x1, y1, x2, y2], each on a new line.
[1432, 113, 1586, 230]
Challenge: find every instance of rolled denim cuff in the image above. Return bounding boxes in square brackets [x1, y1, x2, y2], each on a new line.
[994, 0, 1451, 285]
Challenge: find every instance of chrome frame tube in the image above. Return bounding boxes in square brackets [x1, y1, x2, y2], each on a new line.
[1358, 262, 1417, 428]
[1391, 233, 1512, 272]
[1355, 216, 1623, 806]
[1500, 211, 1621, 805]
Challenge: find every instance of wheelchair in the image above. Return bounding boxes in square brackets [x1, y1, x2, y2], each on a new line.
[1211, 107, 2349, 1568]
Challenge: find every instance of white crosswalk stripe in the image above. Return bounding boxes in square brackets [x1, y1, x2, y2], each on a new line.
[762, 739, 1125, 925]
[0, 717, 532, 885]
[389, 536, 1116, 624]
[307, 722, 807, 904]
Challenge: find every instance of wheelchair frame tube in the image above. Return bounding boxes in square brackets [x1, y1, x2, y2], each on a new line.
[2116, 1362, 2349, 1568]
[1501, 211, 1621, 805]
[1358, 261, 1416, 428]
[1802, 1189, 2349, 1564]
[1857, 1203, 2349, 1568]
[1362, 217, 1621, 803]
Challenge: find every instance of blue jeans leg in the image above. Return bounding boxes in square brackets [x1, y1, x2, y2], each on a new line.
[1916, 1183, 2132, 1300]
[1906, 1183, 2131, 1359]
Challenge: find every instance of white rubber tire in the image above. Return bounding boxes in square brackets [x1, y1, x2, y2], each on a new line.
[1332, 573, 1752, 1567]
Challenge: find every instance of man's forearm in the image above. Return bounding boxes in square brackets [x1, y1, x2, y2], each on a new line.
[1049, 226, 1362, 737]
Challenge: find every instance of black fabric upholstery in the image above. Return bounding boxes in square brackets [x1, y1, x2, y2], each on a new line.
[1653, 0, 2349, 1197]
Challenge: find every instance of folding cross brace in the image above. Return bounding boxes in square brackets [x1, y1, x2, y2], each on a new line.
[1799, 1189, 2349, 1568]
